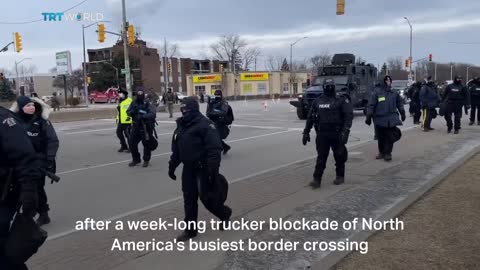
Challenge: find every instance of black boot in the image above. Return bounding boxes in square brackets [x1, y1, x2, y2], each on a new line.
[333, 177, 345, 185]
[118, 147, 128, 153]
[176, 231, 197, 242]
[36, 212, 51, 226]
[454, 130, 460, 134]
[469, 121, 474, 126]
[129, 161, 140, 167]
[384, 154, 392, 161]
[376, 153, 384, 160]
[220, 206, 233, 231]
[142, 161, 149, 168]
[309, 178, 321, 189]
[448, 128, 452, 134]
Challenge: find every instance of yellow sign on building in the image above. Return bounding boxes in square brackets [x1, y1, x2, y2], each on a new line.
[240, 73, 269, 81]
[193, 74, 222, 84]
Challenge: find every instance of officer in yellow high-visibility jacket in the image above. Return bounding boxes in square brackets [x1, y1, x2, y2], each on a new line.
[116, 90, 133, 152]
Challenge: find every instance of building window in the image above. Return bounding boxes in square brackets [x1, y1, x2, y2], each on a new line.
[257, 83, 267, 95]
[283, 83, 289, 94]
[293, 83, 298, 94]
[242, 83, 253, 96]
[194, 85, 206, 96]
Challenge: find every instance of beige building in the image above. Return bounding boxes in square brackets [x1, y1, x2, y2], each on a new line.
[186, 71, 310, 98]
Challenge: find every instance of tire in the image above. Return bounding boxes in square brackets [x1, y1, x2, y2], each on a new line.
[297, 107, 307, 120]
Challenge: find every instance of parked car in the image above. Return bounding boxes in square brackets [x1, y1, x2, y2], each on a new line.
[89, 88, 120, 104]
[176, 92, 187, 101]
[392, 80, 409, 104]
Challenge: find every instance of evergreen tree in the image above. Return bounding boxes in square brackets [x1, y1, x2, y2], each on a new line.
[0, 77, 15, 101]
[281, 58, 290, 71]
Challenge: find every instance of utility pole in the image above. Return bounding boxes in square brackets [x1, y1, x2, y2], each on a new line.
[404, 17, 413, 84]
[163, 37, 169, 94]
[121, 0, 132, 96]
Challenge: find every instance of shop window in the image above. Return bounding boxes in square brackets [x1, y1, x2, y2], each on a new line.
[194, 85, 205, 95]
[257, 83, 267, 95]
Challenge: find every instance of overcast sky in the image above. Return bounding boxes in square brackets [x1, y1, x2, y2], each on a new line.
[1, 0, 480, 74]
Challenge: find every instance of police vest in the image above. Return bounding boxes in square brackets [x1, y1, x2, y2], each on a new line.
[471, 84, 480, 97]
[315, 97, 342, 130]
[448, 85, 465, 100]
[117, 97, 133, 124]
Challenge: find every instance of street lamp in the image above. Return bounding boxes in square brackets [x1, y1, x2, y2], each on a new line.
[404, 17, 413, 83]
[15, 57, 32, 96]
[290, 36, 308, 96]
[82, 20, 111, 106]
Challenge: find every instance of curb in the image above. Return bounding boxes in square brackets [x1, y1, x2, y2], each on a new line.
[311, 140, 480, 270]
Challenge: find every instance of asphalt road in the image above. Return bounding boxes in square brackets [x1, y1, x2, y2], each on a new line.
[45, 99, 414, 239]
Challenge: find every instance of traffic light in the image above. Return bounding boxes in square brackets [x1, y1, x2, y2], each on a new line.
[87, 76, 91, 84]
[429, 54, 432, 62]
[220, 63, 224, 72]
[336, 0, 345, 15]
[167, 62, 172, 73]
[127, 24, 135, 45]
[98, 24, 105, 43]
[14, 32, 22, 53]
[405, 58, 410, 68]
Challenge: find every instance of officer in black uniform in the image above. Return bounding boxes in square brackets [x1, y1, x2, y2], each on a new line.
[168, 97, 232, 241]
[206, 90, 234, 155]
[468, 77, 480, 125]
[302, 79, 353, 189]
[11, 96, 59, 226]
[407, 81, 422, 124]
[127, 90, 157, 167]
[442, 76, 470, 134]
[0, 106, 42, 270]
[419, 77, 441, 132]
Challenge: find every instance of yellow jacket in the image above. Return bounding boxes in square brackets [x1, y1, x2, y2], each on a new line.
[117, 97, 133, 124]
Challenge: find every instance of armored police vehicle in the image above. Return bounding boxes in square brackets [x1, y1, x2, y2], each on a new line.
[290, 53, 377, 119]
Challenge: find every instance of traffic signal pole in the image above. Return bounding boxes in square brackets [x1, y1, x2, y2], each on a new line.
[122, 0, 132, 97]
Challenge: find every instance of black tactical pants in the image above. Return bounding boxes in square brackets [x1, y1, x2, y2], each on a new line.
[412, 102, 422, 124]
[0, 200, 27, 269]
[181, 164, 231, 234]
[116, 124, 131, 149]
[377, 126, 396, 155]
[470, 100, 480, 123]
[422, 108, 436, 130]
[37, 177, 49, 214]
[445, 103, 463, 131]
[313, 132, 348, 181]
[129, 127, 151, 162]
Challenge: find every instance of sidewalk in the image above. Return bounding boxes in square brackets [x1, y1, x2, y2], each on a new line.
[334, 152, 480, 270]
[29, 121, 480, 270]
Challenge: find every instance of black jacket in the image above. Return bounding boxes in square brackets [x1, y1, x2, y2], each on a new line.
[127, 99, 157, 127]
[0, 107, 41, 204]
[11, 98, 59, 163]
[304, 94, 353, 133]
[443, 82, 470, 105]
[469, 81, 480, 100]
[206, 99, 234, 126]
[170, 112, 222, 170]
[420, 83, 441, 109]
[367, 85, 405, 127]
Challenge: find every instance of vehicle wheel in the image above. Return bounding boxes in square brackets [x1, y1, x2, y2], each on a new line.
[297, 107, 307, 120]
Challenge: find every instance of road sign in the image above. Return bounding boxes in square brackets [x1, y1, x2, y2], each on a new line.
[121, 68, 129, 75]
[56, 51, 72, 75]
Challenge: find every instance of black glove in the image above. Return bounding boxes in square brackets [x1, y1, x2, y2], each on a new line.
[401, 113, 406, 122]
[340, 129, 350, 145]
[46, 160, 56, 174]
[168, 162, 177, 181]
[302, 132, 310, 146]
[365, 117, 372, 126]
[20, 188, 38, 217]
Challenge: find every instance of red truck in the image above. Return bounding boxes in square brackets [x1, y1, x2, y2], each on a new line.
[89, 88, 120, 104]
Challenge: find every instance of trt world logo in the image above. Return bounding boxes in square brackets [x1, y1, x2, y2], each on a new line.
[42, 12, 104, 22]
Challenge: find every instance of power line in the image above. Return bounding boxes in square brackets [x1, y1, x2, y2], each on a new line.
[0, 0, 89, 25]
[448, 42, 480, 45]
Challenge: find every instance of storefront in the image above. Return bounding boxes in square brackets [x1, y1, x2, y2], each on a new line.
[240, 73, 269, 96]
[192, 74, 223, 96]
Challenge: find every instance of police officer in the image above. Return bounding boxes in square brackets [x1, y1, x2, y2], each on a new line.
[168, 97, 232, 241]
[127, 90, 157, 167]
[366, 75, 406, 161]
[442, 76, 470, 134]
[407, 81, 422, 124]
[302, 79, 353, 189]
[11, 96, 59, 226]
[164, 88, 175, 118]
[420, 76, 441, 132]
[206, 90, 234, 155]
[468, 77, 480, 125]
[0, 105, 42, 269]
[116, 90, 132, 153]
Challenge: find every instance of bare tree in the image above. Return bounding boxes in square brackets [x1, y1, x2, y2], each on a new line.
[148, 40, 180, 58]
[310, 51, 332, 73]
[386, 56, 404, 72]
[210, 34, 247, 73]
[241, 47, 261, 71]
[265, 55, 284, 71]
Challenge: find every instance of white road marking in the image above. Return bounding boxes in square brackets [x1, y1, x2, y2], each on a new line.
[231, 124, 283, 130]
